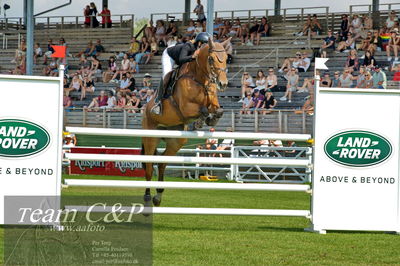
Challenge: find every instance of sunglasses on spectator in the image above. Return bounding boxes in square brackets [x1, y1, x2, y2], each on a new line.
[269, 70, 274, 72]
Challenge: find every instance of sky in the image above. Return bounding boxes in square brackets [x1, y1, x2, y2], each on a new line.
[1, 0, 400, 19]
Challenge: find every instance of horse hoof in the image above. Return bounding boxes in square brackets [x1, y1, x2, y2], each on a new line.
[206, 117, 218, 126]
[152, 196, 162, 207]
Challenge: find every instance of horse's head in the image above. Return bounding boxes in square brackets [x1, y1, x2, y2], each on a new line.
[198, 38, 230, 91]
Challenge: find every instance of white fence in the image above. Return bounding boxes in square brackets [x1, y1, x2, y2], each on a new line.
[64, 127, 312, 219]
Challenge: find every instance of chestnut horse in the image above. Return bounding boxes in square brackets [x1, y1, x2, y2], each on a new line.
[141, 38, 230, 207]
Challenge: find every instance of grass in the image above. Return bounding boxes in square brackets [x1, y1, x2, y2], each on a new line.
[1, 174, 399, 265]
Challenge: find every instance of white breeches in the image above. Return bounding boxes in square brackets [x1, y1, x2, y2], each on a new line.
[162, 48, 175, 79]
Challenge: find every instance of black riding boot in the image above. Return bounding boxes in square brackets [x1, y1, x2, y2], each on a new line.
[151, 79, 164, 115]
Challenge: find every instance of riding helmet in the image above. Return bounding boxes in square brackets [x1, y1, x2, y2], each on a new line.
[194, 32, 210, 47]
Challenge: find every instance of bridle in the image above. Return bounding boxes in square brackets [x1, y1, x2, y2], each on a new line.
[195, 47, 227, 93]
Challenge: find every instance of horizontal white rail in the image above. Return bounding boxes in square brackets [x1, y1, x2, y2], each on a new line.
[66, 127, 311, 141]
[66, 205, 310, 217]
[65, 153, 310, 167]
[64, 179, 311, 192]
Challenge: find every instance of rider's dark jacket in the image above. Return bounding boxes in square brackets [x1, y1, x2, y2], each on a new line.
[167, 42, 196, 65]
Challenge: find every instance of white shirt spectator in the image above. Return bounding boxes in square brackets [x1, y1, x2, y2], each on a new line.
[120, 78, 130, 89]
[299, 57, 311, 72]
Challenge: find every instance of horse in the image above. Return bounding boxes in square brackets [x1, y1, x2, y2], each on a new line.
[141, 38, 230, 207]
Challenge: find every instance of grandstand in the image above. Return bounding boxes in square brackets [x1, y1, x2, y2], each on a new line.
[0, 3, 399, 133]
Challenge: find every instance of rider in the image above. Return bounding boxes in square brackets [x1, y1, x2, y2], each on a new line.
[151, 32, 211, 115]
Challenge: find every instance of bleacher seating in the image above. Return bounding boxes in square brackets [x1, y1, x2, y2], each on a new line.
[1, 8, 399, 133]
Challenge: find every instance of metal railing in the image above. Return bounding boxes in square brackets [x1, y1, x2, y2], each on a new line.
[0, 14, 135, 34]
[63, 108, 313, 134]
[150, 6, 329, 25]
[350, 3, 400, 14]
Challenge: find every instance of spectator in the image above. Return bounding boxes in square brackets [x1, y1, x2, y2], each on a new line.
[126, 72, 136, 92]
[280, 68, 298, 103]
[362, 51, 376, 70]
[194, 21, 204, 36]
[320, 29, 336, 58]
[81, 75, 95, 100]
[339, 68, 353, 88]
[298, 52, 311, 72]
[329, 71, 340, 87]
[87, 90, 108, 110]
[144, 20, 155, 40]
[247, 18, 259, 46]
[143, 89, 154, 103]
[228, 18, 242, 38]
[95, 39, 105, 55]
[298, 15, 312, 36]
[363, 14, 373, 31]
[128, 56, 138, 74]
[193, 0, 206, 22]
[250, 89, 264, 112]
[76, 41, 96, 59]
[33, 43, 43, 64]
[126, 92, 142, 113]
[250, 16, 269, 45]
[240, 23, 250, 45]
[368, 30, 383, 55]
[363, 71, 374, 88]
[278, 51, 302, 73]
[350, 14, 363, 40]
[213, 17, 224, 37]
[135, 36, 151, 64]
[184, 20, 196, 38]
[254, 70, 266, 92]
[144, 36, 159, 64]
[63, 91, 73, 110]
[118, 73, 130, 92]
[265, 68, 278, 93]
[392, 63, 400, 80]
[89, 2, 99, 28]
[386, 11, 398, 30]
[110, 53, 130, 82]
[336, 33, 355, 52]
[155, 20, 166, 46]
[338, 14, 349, 41]
[310, 14, 322, 36]
[167, 36, 177, 47]
[99, 5, 112, 28]
[128, 37, 140, 57]
[77, 56, 92, 77]
[262, 90, 277, 114]
[214, 128, 235, 157]
[320, 72, 332, 87]
[372, 66, 387, 89]
[83, 5, 90, 28]
[345, 49, 359, 72]
[221, 35, 233, 64]
[218, 20, 231, 38]
[89, 55, 102, 76]
[42, 57, 58, 76]
[361, 31, 373, 52]
[240, 91, 253, 114]
[240, 72, 255, 100]
[65, 74, 82, 96]
[386, 30, 399, 61]
[355, 67, 366, 88]
[139, 73, 152, 99]
[116, 91, 127, 109]
[298, 77, 314, 92]
[43, 39, 55, 65]
[102, 56, 117, 82]
[165, 20, 178, 43]
[104, 91, 116, 109]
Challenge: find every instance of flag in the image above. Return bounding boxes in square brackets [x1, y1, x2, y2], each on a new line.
[315, 58, 329, 70]
[51, 45, 66, 58]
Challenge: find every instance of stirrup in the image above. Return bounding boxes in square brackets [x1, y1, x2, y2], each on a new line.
[151, 103, 162, 115]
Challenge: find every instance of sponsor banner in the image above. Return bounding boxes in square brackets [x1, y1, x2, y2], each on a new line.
[69, 147, 145, 177]
[312, 86, 400, 232]
[0, 74, 63, 224]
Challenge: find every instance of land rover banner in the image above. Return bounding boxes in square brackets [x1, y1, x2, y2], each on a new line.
[0, 74, 63, 224]
[312, 83, 400, 233]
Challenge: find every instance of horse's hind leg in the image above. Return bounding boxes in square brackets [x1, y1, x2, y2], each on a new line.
[142, 137, 160, 207]
[153, 137, 187, 206]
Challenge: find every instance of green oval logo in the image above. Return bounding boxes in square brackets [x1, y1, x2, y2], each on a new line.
[324, 130, 392, 167]
[0, 119, 50, 158]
